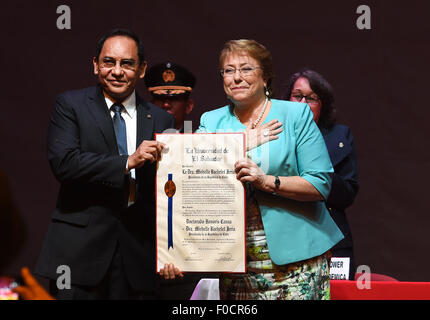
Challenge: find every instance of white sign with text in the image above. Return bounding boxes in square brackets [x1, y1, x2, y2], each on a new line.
[330, 257, 350, 280]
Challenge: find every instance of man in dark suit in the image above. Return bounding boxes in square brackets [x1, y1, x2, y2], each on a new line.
[144, 62, 196, 133]
[35, 29, 176, 299]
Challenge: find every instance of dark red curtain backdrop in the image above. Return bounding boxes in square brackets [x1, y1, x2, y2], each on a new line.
[1, 0, 429, 281]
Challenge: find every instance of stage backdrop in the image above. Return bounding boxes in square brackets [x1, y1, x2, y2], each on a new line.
[1, 0, 429, 282]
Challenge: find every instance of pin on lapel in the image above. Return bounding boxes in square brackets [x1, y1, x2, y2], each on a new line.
[339, 142, 344, 148]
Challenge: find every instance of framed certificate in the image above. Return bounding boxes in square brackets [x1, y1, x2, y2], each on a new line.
[155, 133, 246, 273]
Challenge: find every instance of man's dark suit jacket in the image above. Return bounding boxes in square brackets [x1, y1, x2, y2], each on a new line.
[321, 124, 359, 279]
[35, 86, 175, 293]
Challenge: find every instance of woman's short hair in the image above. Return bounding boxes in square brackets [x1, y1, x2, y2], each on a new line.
[283, 69, 336, 128]
[219, 39, 274, 96]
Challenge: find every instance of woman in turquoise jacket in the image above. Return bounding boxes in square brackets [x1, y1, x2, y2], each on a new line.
[198, 39, 343, 300]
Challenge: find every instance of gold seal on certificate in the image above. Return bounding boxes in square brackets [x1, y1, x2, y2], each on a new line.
[155, 133, 246, 273]
[164, 175, 176, 197]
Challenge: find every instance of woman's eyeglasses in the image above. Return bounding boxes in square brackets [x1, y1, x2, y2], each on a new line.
[290, 94, 320, 104]
[220, 66, 261, 77]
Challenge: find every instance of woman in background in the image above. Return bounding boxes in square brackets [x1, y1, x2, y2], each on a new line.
[284, 69, 359, 280]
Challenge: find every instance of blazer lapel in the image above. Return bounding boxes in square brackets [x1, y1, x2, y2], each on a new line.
[136, 93, 154, 145]
[87, 86, 118, 154]
[322, 126, 351, 167]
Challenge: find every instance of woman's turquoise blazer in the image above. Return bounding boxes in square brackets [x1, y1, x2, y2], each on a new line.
[198, 99, 343, 265]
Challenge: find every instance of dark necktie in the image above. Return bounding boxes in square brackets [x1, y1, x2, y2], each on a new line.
[111, 103, 128, 155]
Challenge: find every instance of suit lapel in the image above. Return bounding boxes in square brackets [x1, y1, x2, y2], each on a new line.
[86, 88, 154, 153]
[322, 126, 351, 167]
[136, 93, 154, 146]
[87, 86, 118, 154]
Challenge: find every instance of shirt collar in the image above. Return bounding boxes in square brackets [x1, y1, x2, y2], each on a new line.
[104, 91, 137, 119]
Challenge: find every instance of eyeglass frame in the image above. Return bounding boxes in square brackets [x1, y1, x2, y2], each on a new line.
[290, 93, 320, 105]
[99, 57, 139, 71]
[220, 66, 262, 77]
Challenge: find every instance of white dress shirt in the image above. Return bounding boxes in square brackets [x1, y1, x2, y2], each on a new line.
[104, 91, 137, 205]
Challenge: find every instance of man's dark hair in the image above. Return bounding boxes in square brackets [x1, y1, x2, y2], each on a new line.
[95, 28, 145, 65]
[283, 69, 336, 129]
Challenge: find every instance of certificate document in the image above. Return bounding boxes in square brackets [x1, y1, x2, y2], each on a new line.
[155, 133, 246, 273]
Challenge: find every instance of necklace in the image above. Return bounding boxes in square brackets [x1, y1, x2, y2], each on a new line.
[233, 97, 269, 129]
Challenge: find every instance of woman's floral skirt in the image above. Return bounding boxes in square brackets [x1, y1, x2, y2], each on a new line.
[220, 188, 331, 300]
